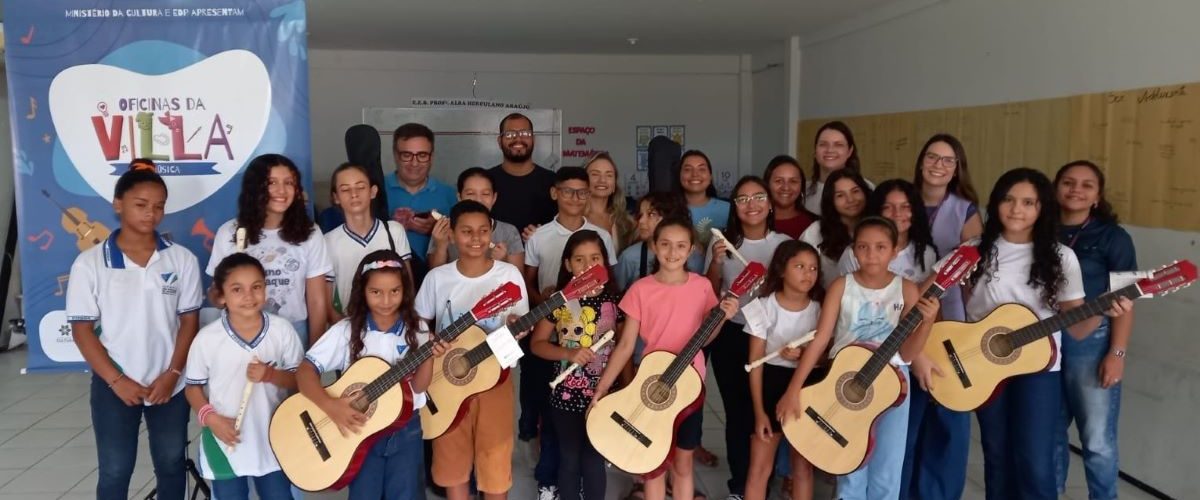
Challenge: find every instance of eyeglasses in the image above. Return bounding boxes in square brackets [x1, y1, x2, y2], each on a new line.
[501, 130, 534, 140]
[924, 152, 958, 168]
[557, 187, 590, 200]
[398, 151, 432, 163]
[733, 193, 769, 206]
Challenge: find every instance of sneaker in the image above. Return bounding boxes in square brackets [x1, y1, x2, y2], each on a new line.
[725, 495, 744, 500]
[538, 485, 560, 500]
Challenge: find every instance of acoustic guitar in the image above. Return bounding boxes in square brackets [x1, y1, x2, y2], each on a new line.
[420, 264, 609, 439]
[269, 282, 521, 492]
[587, 263, 764, 475]
[925, 259, 1195, 411]
[782, 245, 979, 475]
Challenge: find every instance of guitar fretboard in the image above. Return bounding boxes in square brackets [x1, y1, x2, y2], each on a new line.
[1008, 284, 1142, 349]
[460, 292, 567, 367]
[358, 311, 479, 403]
[661, 302, 728, 386]
[854, 284, 946, 386]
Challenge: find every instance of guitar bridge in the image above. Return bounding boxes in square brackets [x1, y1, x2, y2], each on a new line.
[610, 412, 652, 447]
[804, 407, 847, 447]
[943, 340, 972, 388]
[301, 410, 331, 460]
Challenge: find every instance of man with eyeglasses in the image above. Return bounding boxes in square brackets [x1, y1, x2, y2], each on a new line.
[386, 122, 458, 263]
[488, 113, 558, 241]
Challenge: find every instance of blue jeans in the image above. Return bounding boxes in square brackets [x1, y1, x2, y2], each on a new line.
[837, 366, 910, 500]
[534, 407, 560, 487]
[90, 373, 190, 500]
[899, 383, 971, 500]
[977, 369, 1062, 500]
[1056, 321, 1121, 500]
[212, 470, 292, 499]
[349, 417, 427, 500]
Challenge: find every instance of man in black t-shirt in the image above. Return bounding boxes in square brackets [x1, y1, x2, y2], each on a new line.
[488, 113, 557, 239]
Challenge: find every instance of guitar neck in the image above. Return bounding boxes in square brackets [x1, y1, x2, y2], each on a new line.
[1009, 284, 1141, 349]
[462, 292, 566, 366]
[359, 311, 480, 403]
[660, 304, 727, 386]
[856, 284, 946, 384]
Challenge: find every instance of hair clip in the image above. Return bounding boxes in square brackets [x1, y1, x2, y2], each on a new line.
[362, 260, 402, 274]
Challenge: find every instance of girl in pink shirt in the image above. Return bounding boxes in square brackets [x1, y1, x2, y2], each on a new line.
[594, 217, 737, 500]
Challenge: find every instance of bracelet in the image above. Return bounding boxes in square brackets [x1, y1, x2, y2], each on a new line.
[107, 373, 125, 388]
[197, 404, 214, 426]
[169, 368, 183, 376]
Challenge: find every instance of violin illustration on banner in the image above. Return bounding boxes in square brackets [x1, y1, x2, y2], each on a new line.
[41, 189, 111, 252]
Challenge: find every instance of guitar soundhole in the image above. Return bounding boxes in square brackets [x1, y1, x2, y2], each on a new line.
[341, 383, 377, 418]
[982, 328, 1020, 365]
[834, 372, 873, 410]
[443, 348, 476, 385]
[640, 375, 676, 410]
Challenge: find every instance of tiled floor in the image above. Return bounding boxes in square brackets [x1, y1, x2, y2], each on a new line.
[0, 345, 1158, 499]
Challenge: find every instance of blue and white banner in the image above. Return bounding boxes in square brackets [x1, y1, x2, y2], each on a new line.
[4, 1, 311, 372]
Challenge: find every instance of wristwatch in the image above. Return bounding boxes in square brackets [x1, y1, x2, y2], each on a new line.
[1110, 348, 1126, 358]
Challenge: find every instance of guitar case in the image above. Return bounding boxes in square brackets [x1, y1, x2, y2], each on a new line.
[646, 135, 682, 195]
[344, 124, 390, 221]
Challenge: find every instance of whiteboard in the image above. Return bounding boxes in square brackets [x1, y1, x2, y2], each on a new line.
[362, 107, 563, 186]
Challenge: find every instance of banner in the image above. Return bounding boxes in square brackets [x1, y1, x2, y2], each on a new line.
[3, 1, 311, 372]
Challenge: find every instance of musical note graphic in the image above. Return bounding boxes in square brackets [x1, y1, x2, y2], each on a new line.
[27, 229, 54, 250]
[42, 133, 52, 144]
[54, 275, 69, 296]
[191, 219, 216, 252]
[20, 26, 35, 45]
[25, 97, 37, 120]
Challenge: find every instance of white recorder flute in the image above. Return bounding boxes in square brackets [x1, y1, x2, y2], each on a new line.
[432, 209, 494, 248]
[743, 330, 816, 372]
[710, 228, 750, 266]
[548, 330, 615, 389]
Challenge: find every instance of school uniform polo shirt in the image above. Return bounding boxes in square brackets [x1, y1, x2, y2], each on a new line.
[524, 217, 618, 292]
[65, 230, 203, 396]
[383, 175, 458, 259]
[325, 219, 413, 313]
[184, 311, 304, 479]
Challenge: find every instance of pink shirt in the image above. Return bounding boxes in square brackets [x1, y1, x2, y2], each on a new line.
[620, 272, 719, 378]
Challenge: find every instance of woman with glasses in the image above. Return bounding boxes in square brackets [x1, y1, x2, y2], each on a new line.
[900, 133, 981, 500]
[704, 175, 791, 500]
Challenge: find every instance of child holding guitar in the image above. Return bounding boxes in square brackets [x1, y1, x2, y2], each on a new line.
[744, 240, 824, 500]
[948, 168, 1130, 499]
[777, 217, 940, 500]
[295, 249, 447, 498]
[530, 230, 623, 500]
[414, 200, 530, 500]
[185, 253, 304, 499]
[592, 218, 739, 500]
[66, 167, 203, 500]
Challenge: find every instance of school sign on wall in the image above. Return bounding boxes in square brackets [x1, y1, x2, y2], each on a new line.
[3, 1, 312, 372]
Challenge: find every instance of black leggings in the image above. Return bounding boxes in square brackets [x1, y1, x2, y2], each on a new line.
[549, 406, 605, 500]
[703, 320, 752, 495]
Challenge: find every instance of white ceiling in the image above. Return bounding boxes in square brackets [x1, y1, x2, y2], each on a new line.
[306, 0, 899, 54]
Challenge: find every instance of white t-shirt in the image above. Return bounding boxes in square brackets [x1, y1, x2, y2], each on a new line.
[838, 242, 938, 283]
[325, 219, 412, 312]
[306, 317, 432, 409]
[525, 216, 617, 292]
[66, 231, 203, 397]
[798, 222, 843, 289]
[744, 294, 820, 368]
[705, 231, 791, 324]
[184, 312, 304, 479]
[952, 237, 1085, 372]
[415, 260, 530, 334]
[206, 220, 334, 323]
